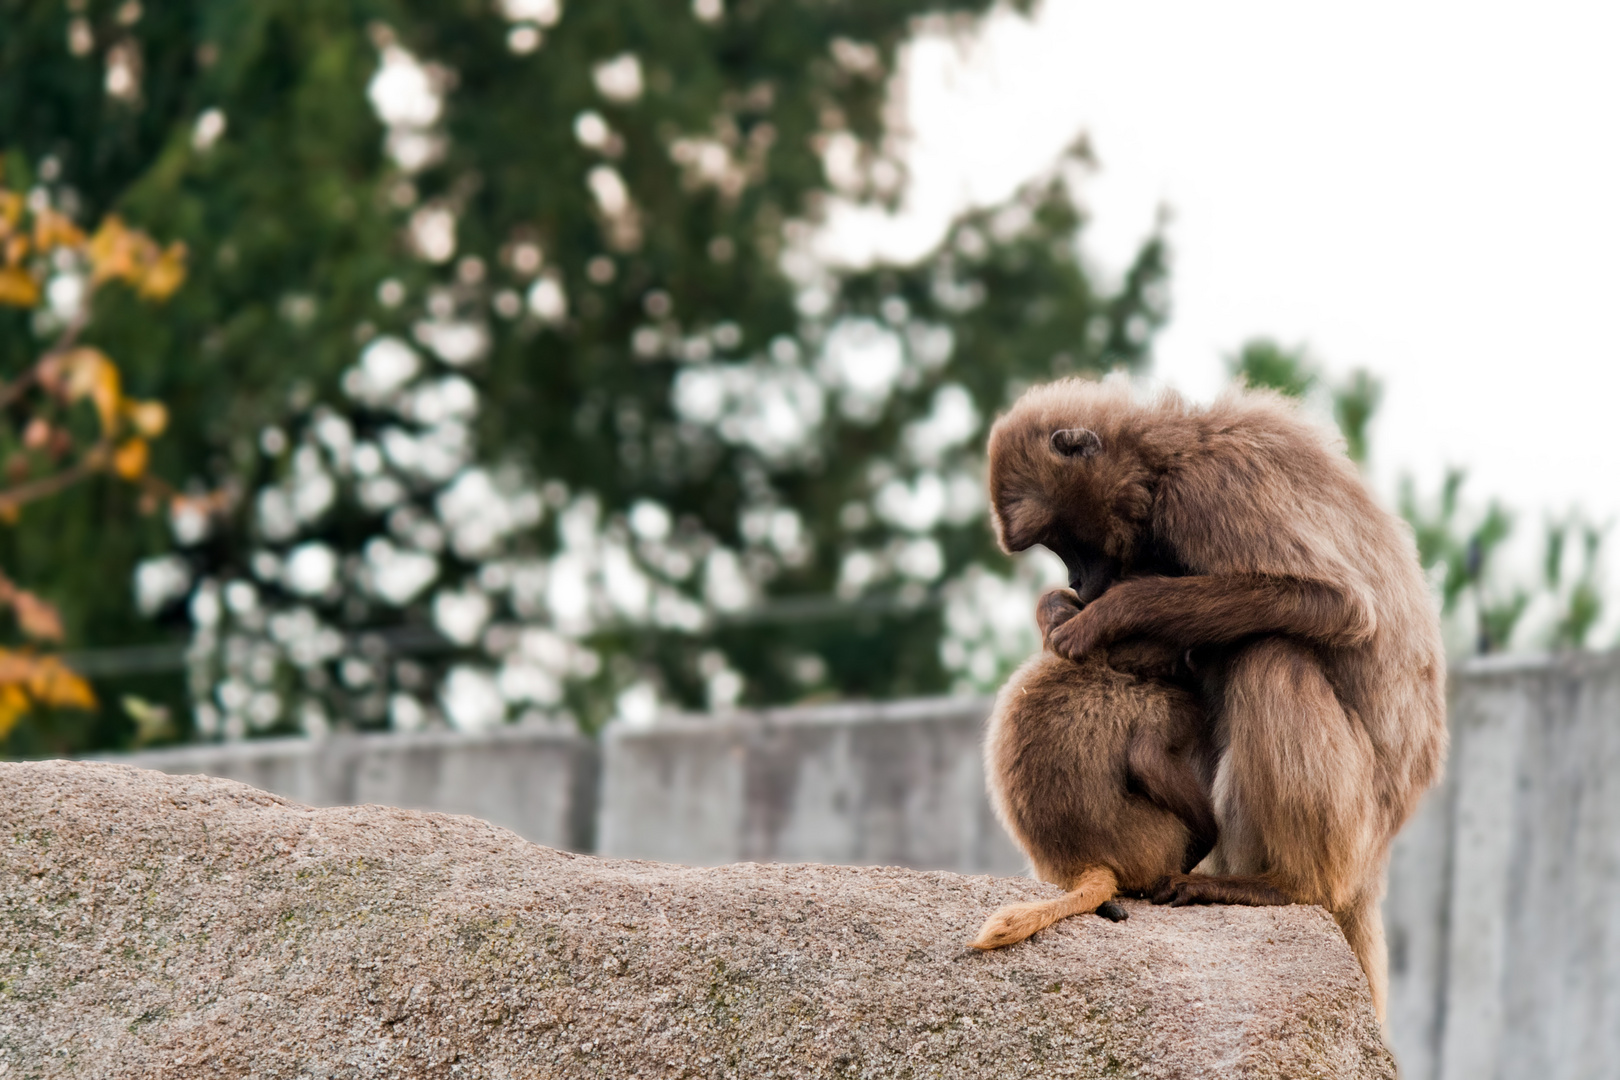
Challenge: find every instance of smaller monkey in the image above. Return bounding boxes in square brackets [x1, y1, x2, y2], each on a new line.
[970, 596, 1216, 950]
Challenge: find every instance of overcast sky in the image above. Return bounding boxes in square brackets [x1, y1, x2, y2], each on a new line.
[822, 0, 1620, 538]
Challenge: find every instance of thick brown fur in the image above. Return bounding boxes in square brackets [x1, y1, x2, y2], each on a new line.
[984, 379, 1447, 1021]
[971, 639, 1216, 950]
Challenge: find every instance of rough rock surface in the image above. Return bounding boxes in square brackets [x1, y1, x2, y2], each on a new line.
[1, 761, 1394, 1078]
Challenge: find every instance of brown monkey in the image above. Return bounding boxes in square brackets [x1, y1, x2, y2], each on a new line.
[981, 378, 1446, 1021]
[970, 624, 1217, 950]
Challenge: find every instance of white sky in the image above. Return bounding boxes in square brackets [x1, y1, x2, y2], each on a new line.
[821, 0, 1620, 532]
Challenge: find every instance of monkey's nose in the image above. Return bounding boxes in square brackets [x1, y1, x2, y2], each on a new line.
[1070, 572, 1109, 605]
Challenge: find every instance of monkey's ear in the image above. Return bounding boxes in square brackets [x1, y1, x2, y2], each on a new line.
[1050, 427, 1102, 458]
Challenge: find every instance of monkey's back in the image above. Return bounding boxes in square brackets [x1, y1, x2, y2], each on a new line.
[985, 650, 1204, 892]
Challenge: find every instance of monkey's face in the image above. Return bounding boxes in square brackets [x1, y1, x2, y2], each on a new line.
[1045, 530, 1117, 605]
[994, 426, 1120, 604]
[986, 381, 1161, 602]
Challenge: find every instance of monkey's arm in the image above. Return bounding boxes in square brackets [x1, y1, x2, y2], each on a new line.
[1045, 574, 1374, 659]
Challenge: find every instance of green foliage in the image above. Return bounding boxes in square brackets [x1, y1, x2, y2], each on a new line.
[1228, 338, 1380, 465]
[1331, 369, 1381, 467]
[1543, 516, 1605, 650]
[1398, 471, 1525, 654]
[1228, 338, 1316, 399]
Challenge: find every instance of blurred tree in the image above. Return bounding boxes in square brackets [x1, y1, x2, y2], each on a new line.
[1542, 515, 1605, 651]
[1228, 338, 1317, 400]
[1227, 337, 1379, 466]
[0, 156, 185, 750]
[1, 0, 1169, 747]
[1399, 471, 1526, 654]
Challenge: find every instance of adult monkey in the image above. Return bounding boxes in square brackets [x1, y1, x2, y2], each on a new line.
[984, 378, 1446, 1021]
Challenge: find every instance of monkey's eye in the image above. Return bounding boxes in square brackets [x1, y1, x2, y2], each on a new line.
[1050, 427, 1102, 458]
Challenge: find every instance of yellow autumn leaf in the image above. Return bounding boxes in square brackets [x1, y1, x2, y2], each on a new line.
[136, 241, 187, 301]
[112, 437, 149, 479]
[32, 207, 85, 252]
[124, 399, 168, 438]
[0, 649, 96, 734]
[88, 214, 147, 284]
[11, 589, 64, 642]
[55, 347, 123, 433]
[0, 265, 38, 307]
[4, 234, 28, 266]
[0, 682, 26, 739]
[29, 656, 96, 711]
[0, 191, 20, 232]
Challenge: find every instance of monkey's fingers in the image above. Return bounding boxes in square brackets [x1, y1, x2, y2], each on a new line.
[1047, 611, 1103, 661]
[1036, 588, 1083, 638]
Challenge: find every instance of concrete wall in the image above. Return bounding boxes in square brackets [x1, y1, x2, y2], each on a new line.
[597, 695, 1024, 874]
[100, 725, 598, 853]
[1384, 651, 1620, 1080]
[96, 651, 1620, 1079]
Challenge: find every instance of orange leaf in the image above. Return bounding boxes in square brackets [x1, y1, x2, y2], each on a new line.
[11, 590, 63, 642]
[112, 437, 149, 480]
[88, 214, 150, 285]
[124, 400, 168, 438]
[0, 191, 20, 233]
[32, 208, 85, 252]
[0, 649, 96, 735]
[0, 266, 38, 307]
[4, 234, 28, 266]
[21, 418, 50, 450]
[137, 242, 187, 301]
[0, 682, 26, 739]
[56, 347, 123, 433]
[29, 656, 96, 711]
[0, 649, 30, 684]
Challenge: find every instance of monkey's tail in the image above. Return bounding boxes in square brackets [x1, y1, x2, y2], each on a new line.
[968, 866, 1120, 950]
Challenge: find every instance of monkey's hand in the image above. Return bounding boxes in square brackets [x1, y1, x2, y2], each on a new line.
[1036, 588, 1084, 642]
[1045, 603, 1107, 661]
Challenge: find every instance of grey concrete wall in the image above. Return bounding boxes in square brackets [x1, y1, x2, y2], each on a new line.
[1384, 650, 1620, 1080]
[98, 725, 598, 853]
[597, 695, 1026, 874]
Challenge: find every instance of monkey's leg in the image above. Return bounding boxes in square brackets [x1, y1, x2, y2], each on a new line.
[968, 866, 1120, 950]
[1126, 726, 1218, 873]
[1214, 638, 1379, 908]
[1151, 639, 1387, 994]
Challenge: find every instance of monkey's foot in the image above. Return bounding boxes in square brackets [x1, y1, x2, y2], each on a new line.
[1148, 874, 1295, 907]
[1095, 900, 1128, 922]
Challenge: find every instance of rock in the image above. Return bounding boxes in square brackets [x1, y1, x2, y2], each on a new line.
[1, 761, 1393, 1078]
